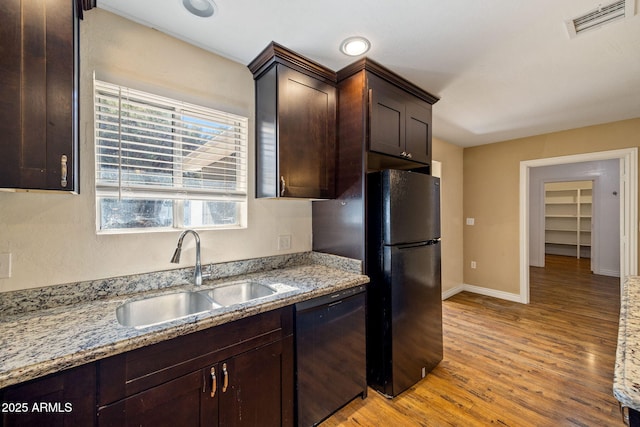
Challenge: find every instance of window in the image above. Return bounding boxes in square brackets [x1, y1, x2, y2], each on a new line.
[94, 79, 248, 232]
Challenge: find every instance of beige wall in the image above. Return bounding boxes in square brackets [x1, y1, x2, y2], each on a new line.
[433, 138, 464, 295]
[0, 9, 312, 292]
[463, 117, 640, 294]
[5, 7, 629, 298]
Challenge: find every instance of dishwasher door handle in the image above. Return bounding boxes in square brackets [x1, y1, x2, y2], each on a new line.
[295, 285, 366, 312]
[328, 300, 343, 308]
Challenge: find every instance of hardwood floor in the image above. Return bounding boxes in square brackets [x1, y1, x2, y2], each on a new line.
[321, 255, 622, 426]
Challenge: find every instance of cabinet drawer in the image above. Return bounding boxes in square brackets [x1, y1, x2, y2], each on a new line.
[98, 307, 292, 406]
[97, 371, 203, 427]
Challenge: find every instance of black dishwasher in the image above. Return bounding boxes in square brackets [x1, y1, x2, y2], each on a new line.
[295, 285, 367, 427]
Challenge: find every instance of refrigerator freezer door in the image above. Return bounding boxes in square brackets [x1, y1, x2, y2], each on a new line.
[385, 241, 443, 396]
[381, 169, 440, 245]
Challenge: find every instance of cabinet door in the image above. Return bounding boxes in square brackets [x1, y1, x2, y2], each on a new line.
[0, 0, 78, 191]
[98, 370, 208, 427]
[218, 339, 293, 427]
[368, 74, 432, 166]
[1, 364, 96, 427]
[404, 101, 431, 165]
[278, 66, 336, 199]
[368, 81, 406, 158]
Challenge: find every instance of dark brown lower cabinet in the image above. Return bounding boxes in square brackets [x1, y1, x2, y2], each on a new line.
[1, 307, 293, 427]
[97, 339, 292, 427]
[0, 363, 96, 427]
[97, 307, 294, 427]
[219, 338, 292, 427]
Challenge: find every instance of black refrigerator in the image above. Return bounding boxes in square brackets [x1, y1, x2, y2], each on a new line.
[366, 169, 443, 398]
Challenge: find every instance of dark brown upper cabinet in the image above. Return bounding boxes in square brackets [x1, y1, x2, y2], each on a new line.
[339, 58, 439, 170]
[311, 58, 439, 262]
[369, 74, 432, 164]
[0, 0, 79, 192]
[249, 42, 336, 199]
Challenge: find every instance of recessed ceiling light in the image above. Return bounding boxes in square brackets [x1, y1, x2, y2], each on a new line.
[182, 0, 216, 18]
[340, 37, 371, 56]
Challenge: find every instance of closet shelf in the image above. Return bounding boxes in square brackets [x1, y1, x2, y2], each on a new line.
[544, 182, 592, 259]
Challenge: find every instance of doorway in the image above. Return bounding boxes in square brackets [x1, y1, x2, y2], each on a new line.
[530, 161, 621, 277]
[519, 148, 637, 304]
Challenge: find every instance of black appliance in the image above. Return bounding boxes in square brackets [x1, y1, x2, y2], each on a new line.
[295, 285, 367, 426]
[366, 169, 443, 397]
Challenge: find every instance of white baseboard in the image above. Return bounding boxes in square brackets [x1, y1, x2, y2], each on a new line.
[441, 285, 464, 300]
[596, 268, 620, 278]
[442, 284, 524, 303]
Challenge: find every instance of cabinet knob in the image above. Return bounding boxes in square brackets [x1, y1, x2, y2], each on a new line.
[400, 151, 413, 159]
[280, 176, 286, 197]
[222, 362, 229, 393]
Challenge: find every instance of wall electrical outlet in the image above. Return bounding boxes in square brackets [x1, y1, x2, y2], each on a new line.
[277, 235, 291, 250]
[466, 218, 475, 226]
[471, 261, 477, 269]
[0, 253, 12, 278]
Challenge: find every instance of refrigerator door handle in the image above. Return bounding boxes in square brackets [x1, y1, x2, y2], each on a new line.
[394, 239, 441, 249]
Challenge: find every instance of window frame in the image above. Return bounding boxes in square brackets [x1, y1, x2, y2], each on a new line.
[93, 78, 248, 234]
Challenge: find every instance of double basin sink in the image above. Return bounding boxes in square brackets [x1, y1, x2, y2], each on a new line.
[116, 281, 283, 329]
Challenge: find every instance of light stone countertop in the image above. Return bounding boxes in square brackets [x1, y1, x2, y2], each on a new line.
[0, 252, 369, 389]
[614, 275, 640, 411]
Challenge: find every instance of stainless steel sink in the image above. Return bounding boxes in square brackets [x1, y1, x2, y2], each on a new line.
[116, 291, 216, 329]
[198, 281, 277, 307]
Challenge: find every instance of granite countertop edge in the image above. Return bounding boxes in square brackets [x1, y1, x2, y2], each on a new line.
[0, 253, 369, 389]
[614, 275, 640, 410]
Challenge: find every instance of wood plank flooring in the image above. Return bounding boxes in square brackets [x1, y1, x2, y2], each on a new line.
[321, 255, 622, 426]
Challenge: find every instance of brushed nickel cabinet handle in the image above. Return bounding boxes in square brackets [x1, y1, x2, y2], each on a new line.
[280, 176, 286, 197]
[60, 155, 68, 187]
[210, 367, 217, 398]
[222, 362, 229, 393]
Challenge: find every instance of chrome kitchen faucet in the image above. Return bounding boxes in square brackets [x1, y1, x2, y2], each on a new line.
[170, 229, 207, 286]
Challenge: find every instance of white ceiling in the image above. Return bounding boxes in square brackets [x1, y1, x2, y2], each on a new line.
[97, 0, 640, 147]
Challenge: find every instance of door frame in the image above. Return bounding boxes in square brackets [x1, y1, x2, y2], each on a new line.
[519, 148, 637, 303]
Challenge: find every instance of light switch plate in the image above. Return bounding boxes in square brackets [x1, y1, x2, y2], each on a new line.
[466, 218, 475, 226]
[0, 253, 12, 278]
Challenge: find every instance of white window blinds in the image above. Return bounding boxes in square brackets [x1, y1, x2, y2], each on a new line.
[94, 79, 248, 202]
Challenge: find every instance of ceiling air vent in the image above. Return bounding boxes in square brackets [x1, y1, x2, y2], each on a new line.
[565, 0, 635, 38]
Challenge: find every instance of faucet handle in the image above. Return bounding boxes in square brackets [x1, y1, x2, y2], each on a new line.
[202, 264, 213, 281]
